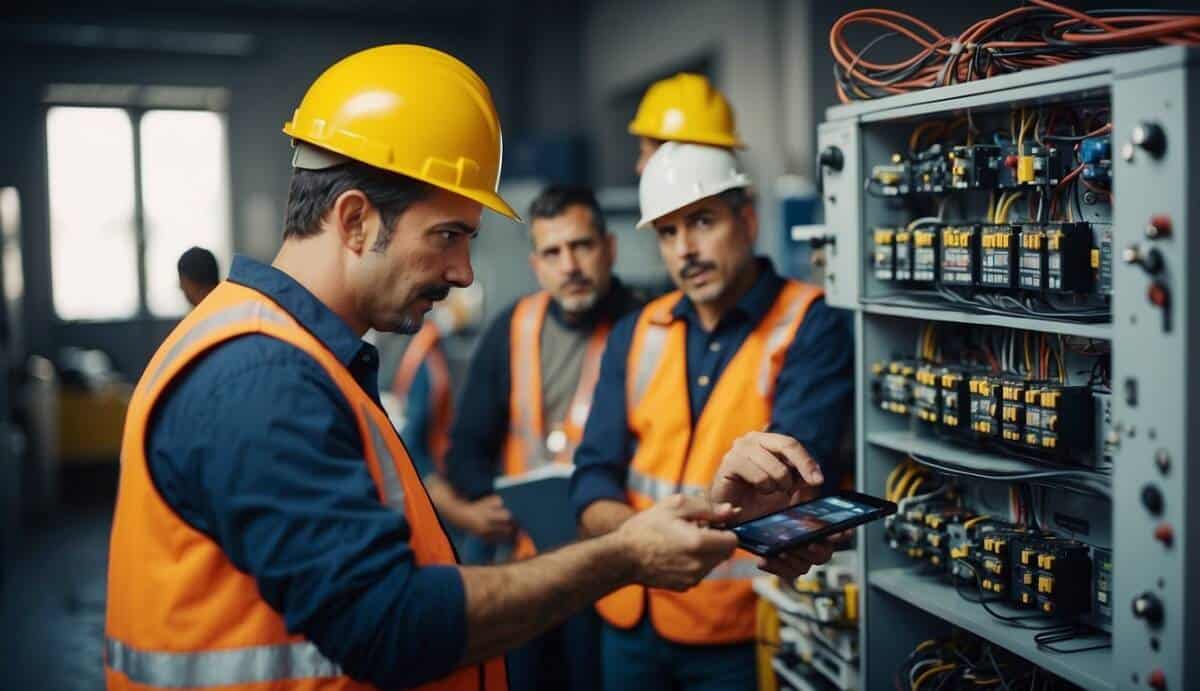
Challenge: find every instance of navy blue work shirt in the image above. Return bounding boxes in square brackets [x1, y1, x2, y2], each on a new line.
[147, 256, 465, 690]
[569, 258, 854, 519]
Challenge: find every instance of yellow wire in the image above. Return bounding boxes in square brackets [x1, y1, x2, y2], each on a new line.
[963, 515, 991, 529]
[998, 193, 1025, 223]
[914, 663, 958, 690]
[885, 462, 908, 501]
[893, 467, 920, 501]
[906, 477, 926, 498]
[1024, 333, 1033, 378]
[993, 192, 1015, 224]
[915, 639, 939, 653]
[909, 121, 943, 153]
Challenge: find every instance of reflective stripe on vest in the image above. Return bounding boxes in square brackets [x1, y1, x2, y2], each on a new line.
[144, 300, 291, 390]
[363, 403, 405, 513]
[626, 467, 705, 501]
[106, 637, 342, 688]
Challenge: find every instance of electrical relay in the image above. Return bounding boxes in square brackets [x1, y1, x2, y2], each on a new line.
[913, 364, 940, 423]
[969, 375, 1002, 438]
[949, 144, 1001, 189]
[1019, 223, 1093, 292]
[894, 229, 913, 281]
[979, 224, 1018, 288]
[1023, 384, 1094, 456]
[1000, 377, 1026, 444]
[940, 225, 978, 286]
[1011, 535, 1092, 616]
[873, 228, 896, 280]
[912, 227, 939, 283]
[873, 360, 915, 416]
[938, 367, 969, 431]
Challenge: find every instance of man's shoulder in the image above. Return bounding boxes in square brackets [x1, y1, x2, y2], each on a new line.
[159, 333, 336, 408]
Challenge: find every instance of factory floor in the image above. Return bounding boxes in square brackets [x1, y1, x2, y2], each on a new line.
[1, 465, 116, 691]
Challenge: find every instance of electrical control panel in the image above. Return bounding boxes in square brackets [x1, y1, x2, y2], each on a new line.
[817, 45, 1200, 691]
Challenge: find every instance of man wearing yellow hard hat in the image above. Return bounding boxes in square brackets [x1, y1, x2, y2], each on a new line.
[628, 73, 744, 175]
[104, 44, 821, 691]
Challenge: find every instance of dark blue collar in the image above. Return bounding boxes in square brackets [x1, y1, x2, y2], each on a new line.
[227, 255, 370, 368]
[670, 257, 784, 331]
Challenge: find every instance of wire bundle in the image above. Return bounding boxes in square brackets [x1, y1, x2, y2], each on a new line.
[831, 1, 1200, 103]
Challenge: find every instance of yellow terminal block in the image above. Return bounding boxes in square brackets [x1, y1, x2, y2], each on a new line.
[1021, 592, 1033, 605]
[1017, 155, 1036, 183]
[983, 537, 994, 552]
[931, 555, 941, 566]
[1043, 555, 1055, 571]
[1042, 601, 1055, 614]
[1023, 571, 1033, 585]
[951, 546, 969, 559]
[1021, 549, 1035, 565]
[1091, 248, 1101, 269]
[993, 582, 1004, 593]
[892, 153, 903, 163]
[1043, 437, 1057, 449]
[874, 229, 895, 245]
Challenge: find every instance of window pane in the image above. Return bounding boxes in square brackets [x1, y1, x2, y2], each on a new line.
[46, 107, 138, 320]
[140, 110, 231, 317]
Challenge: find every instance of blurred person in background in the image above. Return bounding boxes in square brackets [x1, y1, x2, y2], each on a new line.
[176, 246, 219, 308]
[628, 73, 744, 175]
[442, 184, 642, 691]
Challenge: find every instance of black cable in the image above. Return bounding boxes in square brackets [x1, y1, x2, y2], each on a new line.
[953, 560, 1066, 631]
[1033, 625, 1112, 654]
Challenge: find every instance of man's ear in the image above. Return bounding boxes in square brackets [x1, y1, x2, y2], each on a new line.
[330, 189, 371, 254]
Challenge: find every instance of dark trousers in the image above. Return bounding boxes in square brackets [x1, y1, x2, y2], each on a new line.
[600, 617, 757, 691]
[506, 607, 603, 691]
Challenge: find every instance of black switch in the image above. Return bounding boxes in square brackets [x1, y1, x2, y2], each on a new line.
[1142, 485, 1164, 515]
[1124, 377, 1138, 407]
[1132, 592, 1164, 626]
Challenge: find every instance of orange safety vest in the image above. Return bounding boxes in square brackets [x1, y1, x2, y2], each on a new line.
[393, 322, 453, 475]
[595, 280, 824, 645]
[502, 292, 610, 558]
[105, 281, 507, 691]
[503, 292, 610, 476]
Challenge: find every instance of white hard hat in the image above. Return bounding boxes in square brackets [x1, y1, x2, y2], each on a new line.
[637, 141, 751, 229]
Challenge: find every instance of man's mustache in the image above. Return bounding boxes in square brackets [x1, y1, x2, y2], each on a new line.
[419, 284, 452, 302]
[679, 260, 717, 281]
[560, 273, 594, 291]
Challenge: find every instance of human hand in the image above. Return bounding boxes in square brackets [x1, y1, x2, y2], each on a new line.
[709, 432, 825, 522]
[615, 495, 738, 591]
[462, 494, 517, 543]
[756, 540, 836, 582]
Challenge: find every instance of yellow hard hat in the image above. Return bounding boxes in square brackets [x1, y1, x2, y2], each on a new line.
[628, 73, 744, 149]
[284, 44, 520, 221]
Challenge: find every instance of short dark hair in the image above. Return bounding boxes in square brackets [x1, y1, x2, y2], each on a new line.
[283, 161, 432, 250]
[177, 246, 219, 287]
[528, 184, 606, 237]
[718, 187, 753, 213]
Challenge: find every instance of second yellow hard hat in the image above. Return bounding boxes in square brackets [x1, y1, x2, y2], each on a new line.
[628, 73, 744, 149]
[284, 44, 520, 221]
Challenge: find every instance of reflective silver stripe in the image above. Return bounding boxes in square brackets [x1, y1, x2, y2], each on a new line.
[630, 323, 669, 409]
[511, 295, 549, 468]
[106, 637, 342, 688]
[703, 558, 761, 581]
[756, 289, 811, 396]
[363, 406, 405, 514]
[147, 301, 292, 390]
[626, 467, 705, 501]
